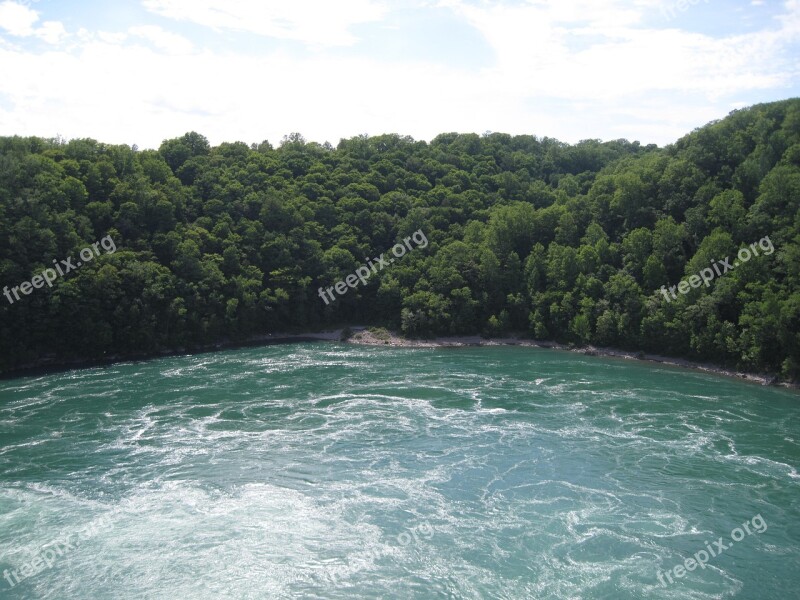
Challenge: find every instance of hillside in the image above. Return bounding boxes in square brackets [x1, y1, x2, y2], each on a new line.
[0, 99, 798, 379]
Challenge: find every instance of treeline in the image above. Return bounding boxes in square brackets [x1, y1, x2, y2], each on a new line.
[0, 99, 798, 378]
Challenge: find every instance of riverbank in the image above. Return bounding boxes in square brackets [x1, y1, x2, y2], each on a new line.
[0, 331, 349, 380]
[345, 328, 796, 389]
[1, 326, 796, 389]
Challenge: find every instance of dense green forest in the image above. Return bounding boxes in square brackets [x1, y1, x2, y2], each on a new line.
[1, 99, 798, 379]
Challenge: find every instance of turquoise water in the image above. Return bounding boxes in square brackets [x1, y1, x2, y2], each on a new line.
[0, 344, 798, 599]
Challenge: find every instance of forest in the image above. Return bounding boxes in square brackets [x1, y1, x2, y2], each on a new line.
[0, 99, 798, 379]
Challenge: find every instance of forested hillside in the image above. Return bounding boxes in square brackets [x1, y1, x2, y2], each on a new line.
[1, 99, 798, 378]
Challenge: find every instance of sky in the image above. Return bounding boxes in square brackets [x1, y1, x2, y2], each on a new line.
[0, 0, 798, 149]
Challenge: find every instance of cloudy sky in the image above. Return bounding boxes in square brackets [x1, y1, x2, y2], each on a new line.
[0, 0, 798, 149]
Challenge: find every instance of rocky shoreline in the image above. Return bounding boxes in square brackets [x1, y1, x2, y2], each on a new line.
[1, 326, 796, 390]
[345, 328, 794, 389]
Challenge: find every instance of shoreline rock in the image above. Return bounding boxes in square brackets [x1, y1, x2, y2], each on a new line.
[346, 329, 796, 389]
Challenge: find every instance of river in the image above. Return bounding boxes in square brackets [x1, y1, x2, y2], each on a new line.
[1, 344, 798, 599]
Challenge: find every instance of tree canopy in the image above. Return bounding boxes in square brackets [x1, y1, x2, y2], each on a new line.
[1, 100, 798, 380]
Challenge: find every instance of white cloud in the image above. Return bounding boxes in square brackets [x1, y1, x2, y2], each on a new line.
[0, 0, 796, 149]
[142, 0, 388, 46]
[95, 30, 129, 45]
[445, 0, 798, 101]
[0, 38, 739, 149]
[129, 25, 193, 54]
[0, 0, 37, 36]
[36, 21, 66, 44]
[0, 1, 66, 44]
